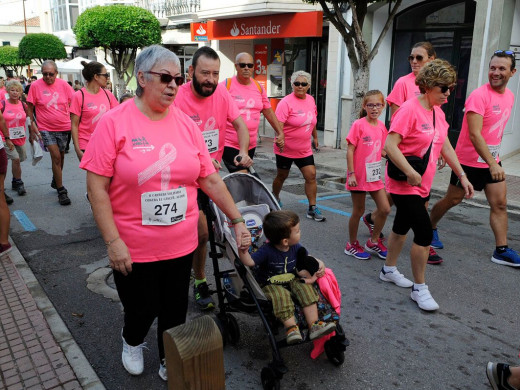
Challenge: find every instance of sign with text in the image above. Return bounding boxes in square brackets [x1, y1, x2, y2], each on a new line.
[208, 11, 323, 40]
[254, 44, 268, 91]
[191, 23, 208, 42]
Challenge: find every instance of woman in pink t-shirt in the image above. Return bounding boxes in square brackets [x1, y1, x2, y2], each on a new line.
[381, 60, 473, 312]
[344, 90, 390, 260]
[273, 71, 324, 221]
[2, 81, 30, 197]
[71, 61, 118, 162]
[80, 45, 251, 380]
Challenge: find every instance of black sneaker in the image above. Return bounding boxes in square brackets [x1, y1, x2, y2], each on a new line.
[12, 180, 26, 196]
[51, 177, 57, 189]
[58, 188, 71, 206]
[193, 281, 215, 310]
[4, 192, 13, 205]
[427, 247, 443, 265]
[486, 362, 517, 390]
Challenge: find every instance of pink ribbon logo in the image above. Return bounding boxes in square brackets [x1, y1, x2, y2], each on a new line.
[137, 143, 177, 191]
[46, 92, 60, 110]
[92, 104, 107, 125]
[240, 98, 256, 121]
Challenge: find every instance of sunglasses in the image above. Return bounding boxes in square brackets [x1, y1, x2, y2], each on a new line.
[494, 50, 515, 57]
[238, 63, 254, 69]
[146, 71, 185, 85]
[293, 82, 309, 87]
[408, 55, 424, 62]
[42, 72, 55, 77]
[97, 73, 110, 78]
[366, 103, 384, 109]
[436, 85, 456, 93]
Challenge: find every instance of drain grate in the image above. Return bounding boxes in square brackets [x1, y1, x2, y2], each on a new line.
[282, 183, 331, 195]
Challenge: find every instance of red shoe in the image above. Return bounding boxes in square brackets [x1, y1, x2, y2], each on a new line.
[427, 247, 443, 264]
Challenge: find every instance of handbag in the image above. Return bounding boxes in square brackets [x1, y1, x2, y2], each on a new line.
[386, 109, 435, 181]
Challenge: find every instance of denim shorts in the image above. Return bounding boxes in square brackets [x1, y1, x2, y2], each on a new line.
[40, 131, 70, 152]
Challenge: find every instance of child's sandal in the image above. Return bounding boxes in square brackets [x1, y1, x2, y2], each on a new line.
[285, 325, 302, 345]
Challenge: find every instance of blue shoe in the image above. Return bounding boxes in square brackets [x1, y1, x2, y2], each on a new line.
[431, 229, 444, 249]
[491, 248, 520, 268]
[344, 241, 370, 260]
[307, 206, 325, 222]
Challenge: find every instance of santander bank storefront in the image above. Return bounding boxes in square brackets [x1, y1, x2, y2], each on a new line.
[200, 11, 329, 133]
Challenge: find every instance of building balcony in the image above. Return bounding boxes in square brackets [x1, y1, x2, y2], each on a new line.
[136, 0, 200, 20]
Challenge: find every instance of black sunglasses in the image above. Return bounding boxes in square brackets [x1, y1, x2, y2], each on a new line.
[408, 55, 424, 62]
[293, 82, 309, 87]
[42, 72, 55, 77]
[146, 71, 185, 85]
[437, 85, 456, 93]
[238, 63, 254, 69]
[97, 73, 110, 78]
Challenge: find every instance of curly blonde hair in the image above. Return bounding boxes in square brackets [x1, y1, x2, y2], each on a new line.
[415, 59, 457, 94]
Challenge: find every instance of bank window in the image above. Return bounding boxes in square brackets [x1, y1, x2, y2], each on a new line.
[2, 41, 10, 46]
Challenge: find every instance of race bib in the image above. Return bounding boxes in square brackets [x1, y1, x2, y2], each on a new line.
[477, 144, 500, 163]
[203, 129, 219, 154]
[9, 126, 25, 140]
[365, 160, 382, 183]
[141, 188, 188, 226]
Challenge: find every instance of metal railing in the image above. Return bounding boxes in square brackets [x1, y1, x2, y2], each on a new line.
[136, 0, 200, 18]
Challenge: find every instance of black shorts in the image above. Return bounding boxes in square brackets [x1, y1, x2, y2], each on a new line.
[275, 154, 314, 170]
[390, 193, 432, 246]
[197, 189, 210, 213]
[222, 146, 256, 173]
[450, 162, 502, 191]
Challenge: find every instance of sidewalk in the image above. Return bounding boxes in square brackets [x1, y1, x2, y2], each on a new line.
[0, 241, 104, 390]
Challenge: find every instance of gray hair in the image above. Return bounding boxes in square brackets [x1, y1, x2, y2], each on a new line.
[41, 60, 58, 73]
[290, 70, 311, 85]
[135, 45, 180, 97]
[235, 52, 252, 63]
[5, 80, 23, 94]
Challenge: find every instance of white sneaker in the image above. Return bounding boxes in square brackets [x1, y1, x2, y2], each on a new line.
[158, 361, 167, 381]
[410, 285, 439, 311]
[121, 334, 146, 376]
[379, 267, 413, 288]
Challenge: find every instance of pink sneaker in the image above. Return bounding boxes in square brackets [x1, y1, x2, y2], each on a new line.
[344, 241, 371, 260]
[365, 238, 387, 259]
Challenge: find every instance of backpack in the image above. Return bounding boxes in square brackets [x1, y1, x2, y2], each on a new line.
[225, 77, 263, 94]
[78, 88, 111, 124]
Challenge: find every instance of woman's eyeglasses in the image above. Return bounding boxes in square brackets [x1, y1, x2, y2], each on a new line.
[293, 82, 309, 87]
[146, 71, 185, 85]
[366, 103, 384, 109]
[437, 85, 456, 93]
[97, 73, 110, 78]
[238, 63, 254, 69]
[408, 55, 424, 62]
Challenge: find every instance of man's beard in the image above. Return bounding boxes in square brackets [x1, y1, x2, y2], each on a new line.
[192, 74, 217, 97]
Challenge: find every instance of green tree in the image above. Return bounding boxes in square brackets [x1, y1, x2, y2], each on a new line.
[304, 0, 402, 126]
[0, 46, 31, 77]
[73, 4, 162, 97]
[18, 33, 67, 66]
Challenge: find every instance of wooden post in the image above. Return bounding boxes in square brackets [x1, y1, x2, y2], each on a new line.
[163, 315, 225, 390]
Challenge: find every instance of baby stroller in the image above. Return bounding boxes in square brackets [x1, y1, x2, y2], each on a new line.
[204, 172, 349, 389]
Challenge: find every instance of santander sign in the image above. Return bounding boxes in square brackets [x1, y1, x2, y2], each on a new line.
[230, 21, 281, 37]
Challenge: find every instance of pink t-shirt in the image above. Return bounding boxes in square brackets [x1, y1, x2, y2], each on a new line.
[0, 87, 8, 102]
[1, 100, 27, 146]
[346, 117, 387, 191]
[223, 76, 270, 150]
[79, 101, 216, 263]
[385, 98, 448, 197]
[27, 78, 74, 132]
[455, 83, 514, 168]
[174, 82, 241, 162]
[386, 73, 420, 108]
[70, 87, 119, 150]
[274, 92, 317, 158]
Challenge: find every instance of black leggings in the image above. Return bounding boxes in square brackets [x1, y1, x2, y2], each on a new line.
[390, 194, 432, 247]
[114, 252, 193, 360]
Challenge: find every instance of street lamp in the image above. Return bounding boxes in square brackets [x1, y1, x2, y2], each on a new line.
[22, 0, 31, 76]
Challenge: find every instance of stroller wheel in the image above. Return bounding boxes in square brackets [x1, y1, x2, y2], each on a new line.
[261, 367, 280, 390]
[324, 339, 345, 366]
[225, 313, 240, 345]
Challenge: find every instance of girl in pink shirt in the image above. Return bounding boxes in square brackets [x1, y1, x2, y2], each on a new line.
[381, 60, 473, 312]
[70, 61, 118, 162]
[344, 90, 390, 260]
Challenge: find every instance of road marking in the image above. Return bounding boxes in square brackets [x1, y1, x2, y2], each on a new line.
[13, 210, 37, 231]
[314, 193, 351, 200]
[299, 198, 352, 217]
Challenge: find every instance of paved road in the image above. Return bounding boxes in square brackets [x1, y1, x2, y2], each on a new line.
[8, 151, 520, 389]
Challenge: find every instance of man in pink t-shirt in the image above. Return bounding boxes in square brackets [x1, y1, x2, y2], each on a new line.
[221, 52, 284, 173]
[174, 46, 252, 310]
[430, 51, 520, 267]
[27, 60, 75, 206]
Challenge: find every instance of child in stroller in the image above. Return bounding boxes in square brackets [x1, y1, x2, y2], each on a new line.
[238, 210, 337, 344]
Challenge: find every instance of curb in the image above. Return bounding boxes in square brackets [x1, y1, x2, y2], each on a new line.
[8, 237, 106, 390]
